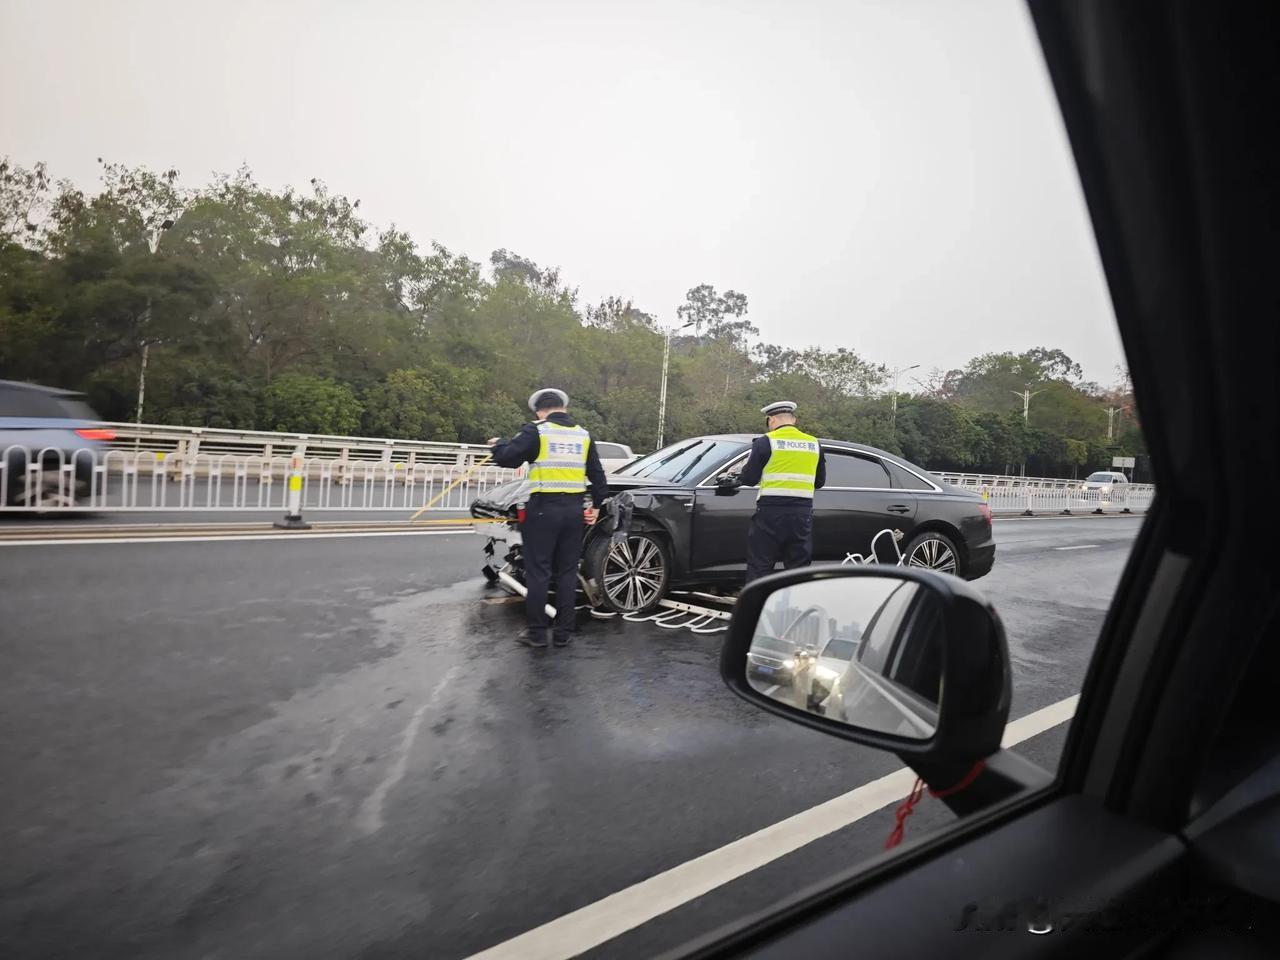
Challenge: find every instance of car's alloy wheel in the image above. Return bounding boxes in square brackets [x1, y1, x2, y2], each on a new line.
[602, 536, 666, 610]
[585, 531, 672, 614]
[906, 534, 958, 575]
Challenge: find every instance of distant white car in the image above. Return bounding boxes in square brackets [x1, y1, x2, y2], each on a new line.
[594, 442, 637, 473]
[1081, 470, 1130, 495]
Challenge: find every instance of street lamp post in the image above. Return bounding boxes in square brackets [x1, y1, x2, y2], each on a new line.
[656, 319, 696, 450]
[887, 364, 920, 437]
[1106, 405, 1120, 441]
[1010, 385, 1046, 424]
[135, 217, 176, 426]
[1010, 384, 1046, 476]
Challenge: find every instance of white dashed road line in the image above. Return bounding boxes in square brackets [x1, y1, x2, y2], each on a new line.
[1054, 544, 1101, 551]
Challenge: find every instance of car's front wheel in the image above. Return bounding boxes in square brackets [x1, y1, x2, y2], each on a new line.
[903, 529, 961, 577]
[584, 531, 671, 614]
[7, 475, 75, 509]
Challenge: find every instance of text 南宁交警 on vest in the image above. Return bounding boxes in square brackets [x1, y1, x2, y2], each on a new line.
[737, 425, 827, 505]
[528, 422, 591, 494]
[488, 411, 609, 506]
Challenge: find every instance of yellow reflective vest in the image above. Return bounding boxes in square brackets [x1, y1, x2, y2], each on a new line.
[759, 425, 821, 500]
[527, 421, 591, 494]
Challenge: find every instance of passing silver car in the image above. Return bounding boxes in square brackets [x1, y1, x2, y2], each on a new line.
[1080, 470, 1129, 496]
[0, 379, 113, 506]
[594, 441, 637, 473]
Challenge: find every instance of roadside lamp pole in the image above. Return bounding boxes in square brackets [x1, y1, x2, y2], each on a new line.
[656, 319, 696, 450]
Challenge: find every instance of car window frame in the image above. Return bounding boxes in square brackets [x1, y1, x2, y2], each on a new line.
[820, 449, 894, 491]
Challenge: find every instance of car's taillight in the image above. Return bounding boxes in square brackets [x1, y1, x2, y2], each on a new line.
[978, 502, 992, 526]
[75, 428, 116, 441]
[516, 506, 527, 525]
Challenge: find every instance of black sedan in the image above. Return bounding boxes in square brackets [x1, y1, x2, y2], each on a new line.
[469, 434, 995, 614]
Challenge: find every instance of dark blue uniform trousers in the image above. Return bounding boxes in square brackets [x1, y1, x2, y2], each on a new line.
[745, 505, 814, 583]
[522, 494, 583, 638]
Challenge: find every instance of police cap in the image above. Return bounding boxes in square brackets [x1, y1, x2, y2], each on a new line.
[529, 388, 569, 413]
[760, 401, 798, 417]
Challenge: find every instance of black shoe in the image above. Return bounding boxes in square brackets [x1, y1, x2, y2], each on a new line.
[516, 628, 549, 648]
[552, 633, 572, 648]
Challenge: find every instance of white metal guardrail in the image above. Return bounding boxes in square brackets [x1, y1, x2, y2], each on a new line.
[936, 471, 1138, 490]
[1, 444, 1154, 516]
[106, 426, 1124, 488]
[0, 445, 524, 512]
[98, 425, 1128, 490]
[102, 422, 493, 469]
[984, 485, 1155, 515]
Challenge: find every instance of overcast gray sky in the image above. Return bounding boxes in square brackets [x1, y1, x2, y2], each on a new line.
[1, 0, 1124, 385]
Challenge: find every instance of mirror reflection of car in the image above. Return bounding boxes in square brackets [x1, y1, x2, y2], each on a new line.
[819, 581, 943, 738]
[746, 634, 804, 687]
[798, 634, 860, 711]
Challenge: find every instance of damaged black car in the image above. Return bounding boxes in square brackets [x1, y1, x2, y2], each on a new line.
[469, 434, 996, 614]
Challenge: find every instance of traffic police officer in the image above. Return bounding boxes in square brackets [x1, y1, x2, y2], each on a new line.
[488, 388, 608, 648]
[736, 401, 827, 583]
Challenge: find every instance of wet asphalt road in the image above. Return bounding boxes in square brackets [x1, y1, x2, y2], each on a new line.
[0, 516, 1143, 959]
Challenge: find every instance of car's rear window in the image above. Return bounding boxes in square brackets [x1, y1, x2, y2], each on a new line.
[0, 387, 69, 418]
[886, 460, 935, 490]
[595, 443, 627, 459]
[57, 399, 99, 420]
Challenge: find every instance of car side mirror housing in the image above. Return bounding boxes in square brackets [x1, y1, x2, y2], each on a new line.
[715, 474, 741, 496]
[720, 566, 1011, 763]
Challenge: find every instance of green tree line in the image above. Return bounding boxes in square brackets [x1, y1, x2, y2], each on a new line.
[0, 158, 1145, 476]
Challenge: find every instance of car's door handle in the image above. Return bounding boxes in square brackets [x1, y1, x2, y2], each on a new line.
[887, 504, 911, 514]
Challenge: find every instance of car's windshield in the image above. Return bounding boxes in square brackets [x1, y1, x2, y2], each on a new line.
[615, 439, 746, 483]
[1086, 472, 1117, 482]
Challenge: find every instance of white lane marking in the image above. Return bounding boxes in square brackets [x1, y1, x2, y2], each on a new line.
[1054, 544, 1100, 551]
[1002, 695, 1079, 747]
[355, 667, 460, 835]
[0, 530, 468, 547]
[464, 695, 1080, 960]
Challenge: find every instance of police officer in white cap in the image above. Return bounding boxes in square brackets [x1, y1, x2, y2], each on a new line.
[734, 401, 827, 582]
[488, 388, 608, 647]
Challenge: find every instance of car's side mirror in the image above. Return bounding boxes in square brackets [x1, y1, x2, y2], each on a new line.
[721, 566, 1011, 767]
[714, 473, 741, 495]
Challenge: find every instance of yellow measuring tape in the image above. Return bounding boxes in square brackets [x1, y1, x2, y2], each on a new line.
[408, 455, 494, 522]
